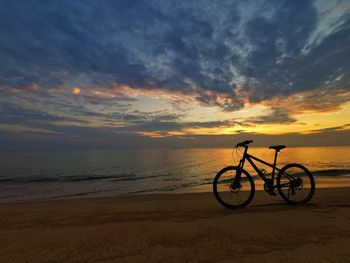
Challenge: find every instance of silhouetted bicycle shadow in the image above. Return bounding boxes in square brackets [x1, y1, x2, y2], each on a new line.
[216, 202, 320, 216]
[250, 201, 319, 208]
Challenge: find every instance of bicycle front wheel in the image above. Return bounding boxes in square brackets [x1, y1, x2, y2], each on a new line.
[213, 166, 255, 209]
[277, 163, 315, 204]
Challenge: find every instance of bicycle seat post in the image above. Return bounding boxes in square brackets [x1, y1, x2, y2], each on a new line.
[272, 149, 279, 179]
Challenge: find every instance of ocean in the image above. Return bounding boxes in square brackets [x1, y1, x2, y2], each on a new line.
[0, 146, 349, 202]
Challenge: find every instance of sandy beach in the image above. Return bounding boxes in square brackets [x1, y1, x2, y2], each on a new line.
[0, 187, 349, 262]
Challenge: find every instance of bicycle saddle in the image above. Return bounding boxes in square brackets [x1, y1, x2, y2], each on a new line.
[269, 145, 286, 151]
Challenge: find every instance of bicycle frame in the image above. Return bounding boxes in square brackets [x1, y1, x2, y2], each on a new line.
[237, 146, 281, 185]
[213, 140, 316, 209]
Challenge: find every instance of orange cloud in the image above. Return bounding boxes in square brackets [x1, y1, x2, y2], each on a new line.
[85, 83, 196, 104]
[260, 88, 350, 114]
[0, 85, 39, 94]
[0, 84, 67, 97]
[137, 130, 186, 138]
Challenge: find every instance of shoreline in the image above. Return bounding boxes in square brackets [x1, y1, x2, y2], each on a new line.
[2, 183, 350, 205]
[1, 188, 350, 262]
[1, 186, 350, 207]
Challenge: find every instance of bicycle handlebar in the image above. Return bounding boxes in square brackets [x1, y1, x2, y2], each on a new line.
[235, 140, 253, 147]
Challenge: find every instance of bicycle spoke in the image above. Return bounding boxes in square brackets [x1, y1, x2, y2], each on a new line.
[288, 186, 291, 198]
[279, 182, 292, 188]
[282, 172, 296, 181]
[213, 167, 254, 209]
[277, 164, 315, 204]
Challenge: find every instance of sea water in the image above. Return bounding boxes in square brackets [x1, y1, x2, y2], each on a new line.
[0, 147, 349, 202]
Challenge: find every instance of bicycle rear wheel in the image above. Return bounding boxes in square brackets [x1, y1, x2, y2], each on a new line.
[277, 164, 315, 204]
[213, 166, 255, 209]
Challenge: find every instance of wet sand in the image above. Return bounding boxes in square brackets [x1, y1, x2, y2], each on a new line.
[0, 187, 349, 262]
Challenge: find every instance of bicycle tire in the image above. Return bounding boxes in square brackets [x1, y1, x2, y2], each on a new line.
[213, 166, 255, 209]
[277, 163, 315, 204]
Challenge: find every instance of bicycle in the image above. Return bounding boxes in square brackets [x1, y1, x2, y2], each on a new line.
[213, 140, 315, 209]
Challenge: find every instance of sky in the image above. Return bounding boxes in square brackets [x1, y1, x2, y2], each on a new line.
[0, 0, 350, 151]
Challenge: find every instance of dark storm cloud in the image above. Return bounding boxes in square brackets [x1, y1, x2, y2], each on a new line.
[1, 0, 349, 109]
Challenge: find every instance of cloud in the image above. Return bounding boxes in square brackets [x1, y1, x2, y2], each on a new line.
[247, 108, 297, 124]
[0, 124, 63, 135]
[1, 1, 349, 108]
[1, 125, 349, 152]
[261, 88, 350, 114]
[0, 0, 350, 147]
[308, 123, 350, 133]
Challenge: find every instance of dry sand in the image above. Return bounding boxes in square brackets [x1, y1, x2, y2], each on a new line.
[0, 187, 349, 263]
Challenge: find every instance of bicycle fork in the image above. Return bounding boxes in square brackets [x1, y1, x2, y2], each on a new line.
[232, 158, 245, 190]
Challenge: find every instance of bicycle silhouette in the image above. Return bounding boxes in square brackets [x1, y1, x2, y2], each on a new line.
[213, 140, 315, 209]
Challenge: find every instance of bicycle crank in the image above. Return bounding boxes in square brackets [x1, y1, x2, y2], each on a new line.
[263, 179, 276, 196]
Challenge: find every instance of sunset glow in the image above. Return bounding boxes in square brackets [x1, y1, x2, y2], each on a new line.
[1, 3, 350, 259]
[0, 0, 349, 150]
